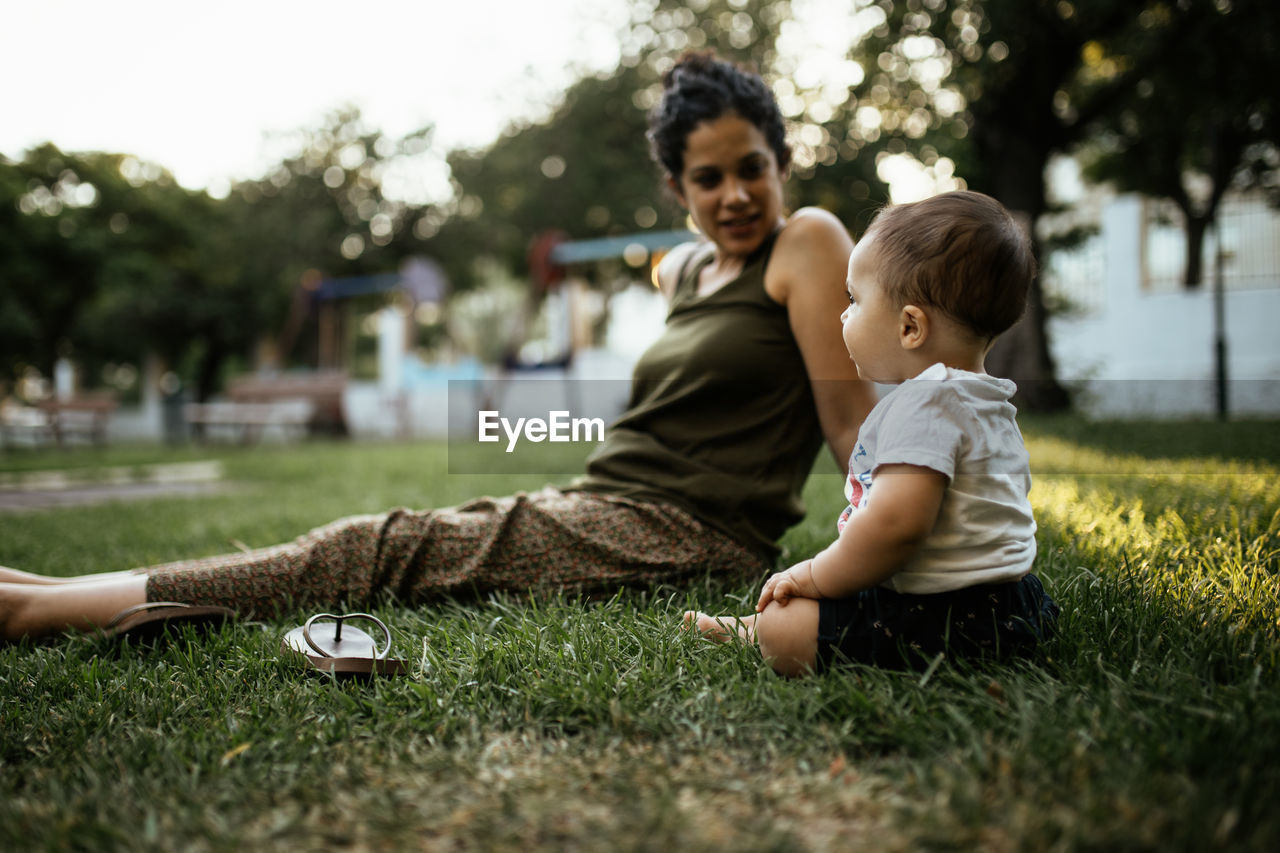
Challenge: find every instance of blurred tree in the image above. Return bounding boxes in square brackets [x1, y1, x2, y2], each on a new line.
[621, 0, 1274, 408]
[831, 0, 1205, 408]
[439, 0, 887, 300]
[631, 0, 888, 229]
[1080, 0, 1280, 286]
[0, 145, 203, 394]
[0, 110, 444, 401]
[625, 0, 781, 68]
[198, 108, 440, 398]
[437, 63, 659, 286]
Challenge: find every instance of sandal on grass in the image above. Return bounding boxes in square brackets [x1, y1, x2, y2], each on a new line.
[281, 612, 409, 678]
[102, 601, 238, 641]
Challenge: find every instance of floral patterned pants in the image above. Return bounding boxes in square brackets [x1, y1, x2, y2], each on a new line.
[144, 487, 769, 617]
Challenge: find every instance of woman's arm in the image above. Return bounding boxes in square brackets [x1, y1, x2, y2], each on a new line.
[766, 208, 877, 469]
[756, 464, 947, 610]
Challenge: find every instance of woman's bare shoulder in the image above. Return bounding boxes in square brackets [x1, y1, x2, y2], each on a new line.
[777, 206, 851, 249]
[655, 240, 710, 300]
[768, 207, 854, 297]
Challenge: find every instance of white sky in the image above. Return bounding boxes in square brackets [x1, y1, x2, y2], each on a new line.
[2, 0, 947, 206]
[2, 0, 629, 201]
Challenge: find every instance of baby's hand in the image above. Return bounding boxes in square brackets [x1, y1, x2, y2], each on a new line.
[756, 560, 822, 612]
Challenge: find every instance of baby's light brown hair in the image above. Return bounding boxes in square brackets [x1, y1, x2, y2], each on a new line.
[862, 190, 1035, 340]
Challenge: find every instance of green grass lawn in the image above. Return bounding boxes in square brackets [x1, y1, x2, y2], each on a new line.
[2, 418, 1278, 851]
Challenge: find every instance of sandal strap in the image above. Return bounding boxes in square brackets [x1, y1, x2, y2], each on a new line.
[300, 612, 392, 660]
[104, 601, 191, 630]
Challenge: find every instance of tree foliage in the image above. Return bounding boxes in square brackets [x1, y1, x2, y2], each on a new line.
[197, 108, 437, 397]
[0, 146, 206, 388]
[436, 64, 660, 288]
[825, 1, 1150, 405]
[4, 0, 1276, 409]
[1080, 0, 1280, 286]
[628, 0, 888, 228]
[815, 0, 1275, 402]
[613, 1, 1164, 406]
[0, 110, 443, 400]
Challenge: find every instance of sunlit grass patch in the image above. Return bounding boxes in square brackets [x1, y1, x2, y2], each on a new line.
[1029, 435, 1280, 677]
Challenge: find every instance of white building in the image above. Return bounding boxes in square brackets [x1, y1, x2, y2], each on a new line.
[1045, 187, 1280, 418]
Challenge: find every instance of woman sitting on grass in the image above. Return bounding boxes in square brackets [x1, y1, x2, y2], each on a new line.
[0, 51, 875, 642]
[686, 191, 1060, 675]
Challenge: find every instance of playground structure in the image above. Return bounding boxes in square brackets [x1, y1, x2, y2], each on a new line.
[282, 256, 451, 376]
[178, 256, 452, 442]
[479, 229, 696, 421]
[176, 229, 694, 442]
[0, 231, 699, 446]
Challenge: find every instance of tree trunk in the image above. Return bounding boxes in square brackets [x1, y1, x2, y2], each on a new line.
[1183, 213, 1208, 288]
[987, 272, 1072, 411]
[193, 336, 227, 404]
[969, 130, 1072, 412]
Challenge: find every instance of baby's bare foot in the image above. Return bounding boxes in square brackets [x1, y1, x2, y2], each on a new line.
[681, 610, 757, 644]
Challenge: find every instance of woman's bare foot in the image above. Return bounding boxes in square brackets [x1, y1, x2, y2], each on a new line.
[0, 567, 62, 585]
[0, 566, 141, 585]
[1, 576, 148, 641]
[681, 610, 757, 644]
[0, 583, 26, 640]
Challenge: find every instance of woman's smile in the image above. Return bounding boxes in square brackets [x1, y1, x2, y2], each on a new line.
[674, 112, 786, 262]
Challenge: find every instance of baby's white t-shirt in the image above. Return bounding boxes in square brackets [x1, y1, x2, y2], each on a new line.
[840, 362, 1037, 594]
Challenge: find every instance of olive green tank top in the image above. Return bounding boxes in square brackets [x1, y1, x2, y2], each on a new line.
[573, 231, 825, 561]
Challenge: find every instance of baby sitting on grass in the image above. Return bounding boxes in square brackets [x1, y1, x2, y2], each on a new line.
[685, 190, 1059, 675]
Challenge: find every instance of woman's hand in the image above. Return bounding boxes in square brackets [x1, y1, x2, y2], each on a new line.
[756, 560, 823, 611]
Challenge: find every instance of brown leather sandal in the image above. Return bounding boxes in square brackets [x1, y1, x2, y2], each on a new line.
[281, 612, 409, 678]
[102, 601, 237, 641]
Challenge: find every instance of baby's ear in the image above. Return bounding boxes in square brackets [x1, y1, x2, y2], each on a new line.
[899, 304, 928, 350]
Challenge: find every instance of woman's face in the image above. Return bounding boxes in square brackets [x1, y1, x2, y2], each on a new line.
[669, 112, 786, 261]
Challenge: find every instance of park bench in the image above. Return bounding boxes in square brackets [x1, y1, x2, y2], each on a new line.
[183, 370, 348, 443]
[0, 404, 55, 448]
[0, 392, 118, 448]
[33, 391, 118, 446]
